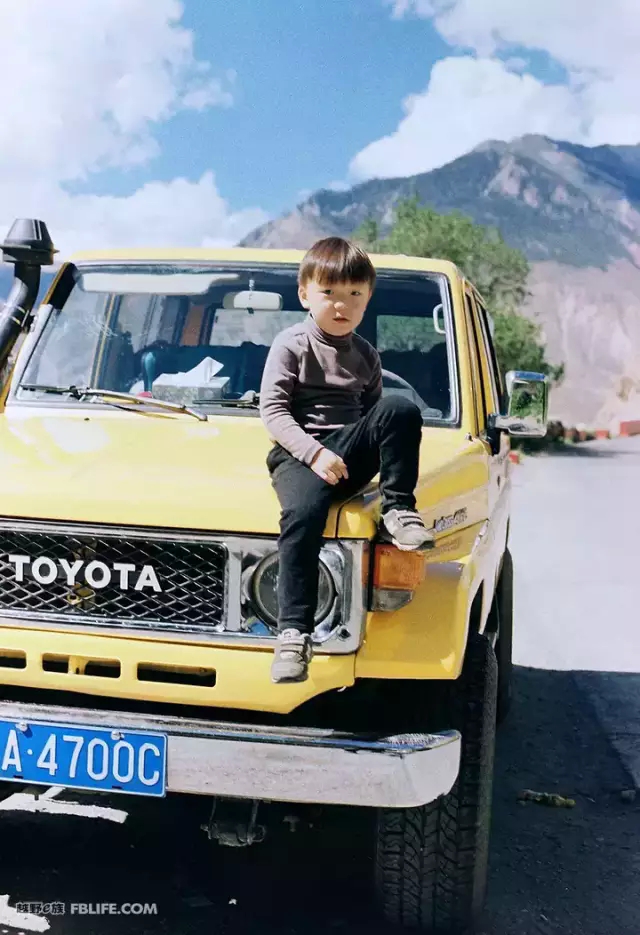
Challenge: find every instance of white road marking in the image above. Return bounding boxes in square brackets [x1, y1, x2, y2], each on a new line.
[0, 894, 49, 932]
[0, 787, 128, 823]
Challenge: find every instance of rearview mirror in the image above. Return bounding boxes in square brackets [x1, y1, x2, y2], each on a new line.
[491, 370, 549, 438]
[222, 290, 283, 311]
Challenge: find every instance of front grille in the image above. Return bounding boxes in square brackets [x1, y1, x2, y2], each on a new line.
[0, 526, 227, 634]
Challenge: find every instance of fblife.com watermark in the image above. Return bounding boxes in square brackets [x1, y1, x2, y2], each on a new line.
[15, 901, 159, 916]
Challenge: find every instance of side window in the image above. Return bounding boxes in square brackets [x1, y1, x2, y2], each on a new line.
[475, 296, 504, 409]
[464, 293, 485, 431]
[467, 291, 500, 417]
[377, 313, 451, 419]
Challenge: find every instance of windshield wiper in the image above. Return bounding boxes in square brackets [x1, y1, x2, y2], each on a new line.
[20, 383, 86, 398]
[20, 384, 208, 422]
[215, 391, 260, 409]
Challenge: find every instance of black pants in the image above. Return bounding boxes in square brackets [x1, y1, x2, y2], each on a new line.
[267, 395, 423, 635]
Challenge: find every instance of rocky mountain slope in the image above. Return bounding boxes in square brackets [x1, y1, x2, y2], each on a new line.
[242, 135, 640, 428]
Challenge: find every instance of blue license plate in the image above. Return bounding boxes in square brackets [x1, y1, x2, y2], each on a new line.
[0, 718, 167, 797]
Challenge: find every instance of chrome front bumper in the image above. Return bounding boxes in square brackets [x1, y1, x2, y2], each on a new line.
[0, 700, 461, 809]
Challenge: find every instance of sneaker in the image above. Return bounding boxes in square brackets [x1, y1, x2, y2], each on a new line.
[271, 628, 313, 683]
[381, 509, 435, 551]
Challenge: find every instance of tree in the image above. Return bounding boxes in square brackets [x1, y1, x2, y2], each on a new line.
[492, 310, 563, 381]
[355, 199, 562, 382]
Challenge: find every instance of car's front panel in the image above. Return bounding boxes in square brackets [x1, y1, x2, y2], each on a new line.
[0, 518, 368, 653]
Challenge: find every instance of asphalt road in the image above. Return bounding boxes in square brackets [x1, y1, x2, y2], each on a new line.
[0, 437, 639, 935]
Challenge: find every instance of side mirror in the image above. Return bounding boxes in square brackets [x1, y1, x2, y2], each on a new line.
[491, 370, 549, 438]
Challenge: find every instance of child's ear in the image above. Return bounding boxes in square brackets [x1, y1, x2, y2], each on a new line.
[298, 284, 310, 309]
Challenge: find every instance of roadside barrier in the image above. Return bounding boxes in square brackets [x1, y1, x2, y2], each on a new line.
[509, 418, 639, 454]
[563, 422, 639, 440]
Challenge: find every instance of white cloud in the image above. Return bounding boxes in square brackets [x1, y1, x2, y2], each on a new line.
[351, 57, 582, 179]
[36, 174, 267, 257]
[356, 0, 640, 180]
[182, 81, 234, 111]
[428, 0, 640, 77]
[385, 0, 436, 16]
[0, 1, 266, 256]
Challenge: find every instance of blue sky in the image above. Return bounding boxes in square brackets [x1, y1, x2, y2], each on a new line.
[179, 0, 452, 212]
[70, 0, 451, 215]
[0, 1, 634, 255]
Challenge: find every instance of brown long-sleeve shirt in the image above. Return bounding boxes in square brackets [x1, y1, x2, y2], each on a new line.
[259, 315, 382, 465]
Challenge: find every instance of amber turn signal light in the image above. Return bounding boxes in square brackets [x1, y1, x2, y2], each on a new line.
[373, 544, 426, 591]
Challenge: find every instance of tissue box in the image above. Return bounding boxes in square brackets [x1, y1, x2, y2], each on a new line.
[152, 376, 230, 406]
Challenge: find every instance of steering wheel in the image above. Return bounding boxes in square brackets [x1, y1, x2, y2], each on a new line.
[382, 368, 416, 393]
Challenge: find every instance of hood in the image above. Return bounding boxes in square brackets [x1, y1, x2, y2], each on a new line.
[0, 405, 287, 534]
[0, 405, 487, 538]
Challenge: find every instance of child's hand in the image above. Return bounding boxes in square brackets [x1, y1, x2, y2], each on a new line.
[311, 448, 349, 485]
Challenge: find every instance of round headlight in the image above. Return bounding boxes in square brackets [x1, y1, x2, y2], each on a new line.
[250, 553, 336, 627]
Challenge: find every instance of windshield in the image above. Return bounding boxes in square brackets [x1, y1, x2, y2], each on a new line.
[16, 264, 457, 422]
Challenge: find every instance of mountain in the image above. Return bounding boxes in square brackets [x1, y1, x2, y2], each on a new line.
[241, 135, 640, 428]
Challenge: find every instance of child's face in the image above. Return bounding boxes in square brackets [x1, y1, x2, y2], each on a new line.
[298, 278, 372, 337]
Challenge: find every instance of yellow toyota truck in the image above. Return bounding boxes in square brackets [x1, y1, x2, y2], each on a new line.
[0, 219, 547, 933]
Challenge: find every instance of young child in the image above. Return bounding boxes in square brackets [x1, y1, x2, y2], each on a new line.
[259, 237, 433, 684]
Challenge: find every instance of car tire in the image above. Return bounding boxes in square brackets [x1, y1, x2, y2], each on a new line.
[374, 632, 498, 932]
[495, 548, 514, 724]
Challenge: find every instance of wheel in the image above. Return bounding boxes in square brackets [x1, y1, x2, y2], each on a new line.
[374, 632, 498, 932]
[495, 548, 514, 724]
